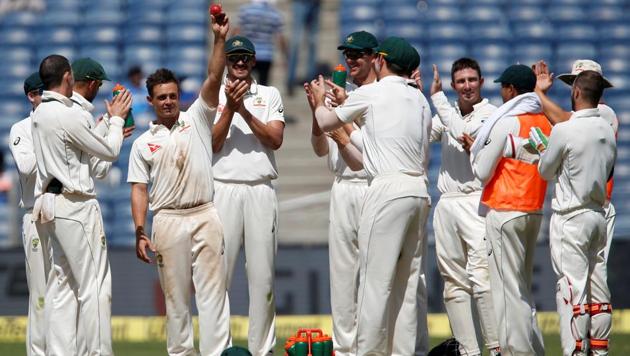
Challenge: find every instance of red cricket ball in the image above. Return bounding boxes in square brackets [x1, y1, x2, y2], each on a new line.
[210, 4, 222, 16]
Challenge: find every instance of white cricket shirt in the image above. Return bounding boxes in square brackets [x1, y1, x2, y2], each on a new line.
[538, 108, 616, 213]
[71, 91, 112, 179]
[334, 75, 431, 195]
[127, 96, 217, 211]
[9, 114, 36, 209]
[326, 132, 368, 180]
[430, 92, 496, 194]
[31, 91, 125, 198]
[212, 81, 284, 182]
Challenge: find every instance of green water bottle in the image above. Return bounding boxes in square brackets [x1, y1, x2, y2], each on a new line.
[112, 83, 135, 128]
[332, 64, 347, 89]
[285, 340, 309, 356]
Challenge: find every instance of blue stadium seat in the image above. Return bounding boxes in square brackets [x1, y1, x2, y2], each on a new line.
[605, 74, 630, 90]
[340, 5, 379, 22]
[0, 78, 26, 97]
[425, 5, 461, 22]
[41, 10, 81, 26]
[507, 5, 544, 22]
[0, 28, 32, 45]
[555, 43, 597, 61]
[340, 21, 381, 39]
[78, 45, 119, 63]
[125, 25, 163, 44]
[35, 26, 76, 45]
[79, 26, 121, 45]
[556, 24, 597, 42]
[84, 9, 125, 26]
[478, 58, 511, 76]
[471, 43, 511, 59]
[466, 5, 504, 23]
[46, 0, 81, 11]
[512, 21, 555, 41]
[598, 56, 626, 74]
[127, 8, 165, 25]
[548, 0, 589, 4]
[341, 0, 383, 5]
[470, 23, 512, 41]
[599, 22, 630, 42]
[512, 43, 553, 66]
[4, 99, 27, 118]
[168, 60, 206, 78]
[382, 4, 422, 22]
[2, 45, 33, 64]
[0, 11, 40, 28]
[589, 5, 625, 21]
[603, 44, 630, 59]
[35, 46, 76, 63]
[166, 46, 206, 63]
[428, 23, 468, 42]
[383, 22, 424, 42]
[546, 5, 587, 23]
[166, 25, 206, 44]
[123, 45, 163, 67]
[166, 8, 207, 26]
[428, 43, 468, 60]
[0, 62, 32, 79]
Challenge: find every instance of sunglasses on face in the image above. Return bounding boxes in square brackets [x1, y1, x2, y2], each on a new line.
[227, 54, 253, 64]
[343, 50, 371, 60]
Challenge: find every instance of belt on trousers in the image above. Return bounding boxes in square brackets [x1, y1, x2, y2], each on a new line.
[156, 202, 214, 216]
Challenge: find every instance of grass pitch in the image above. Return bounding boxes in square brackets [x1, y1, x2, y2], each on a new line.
[1, 335, 630, 355]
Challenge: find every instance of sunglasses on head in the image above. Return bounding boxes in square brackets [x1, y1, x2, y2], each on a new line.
[343, 49, 371, 60]
[227, 53, 253, 64]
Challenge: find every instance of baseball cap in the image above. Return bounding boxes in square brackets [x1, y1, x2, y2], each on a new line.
[72, 58, 111, 81]
[557, 59, 613, 88]
[337, 31, 378, 51]
[376, 37, 418, 71]
[494, 64, 536, 92]
[225, 36, 256, 55]
[24, 72, 44, 95]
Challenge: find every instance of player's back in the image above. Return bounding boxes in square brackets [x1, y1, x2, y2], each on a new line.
[358, 76, 431, 178]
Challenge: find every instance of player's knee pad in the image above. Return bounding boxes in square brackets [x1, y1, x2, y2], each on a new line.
[556, 277, 590, 355]
[590, 302, 612, 353]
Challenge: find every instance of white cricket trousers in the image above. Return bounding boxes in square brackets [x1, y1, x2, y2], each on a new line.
[36, 194, 112, 356]
[355, 173, 430, 356]
[603, 202, 615, 262]
[152, 202, 231, 356]
[550, 210, 611, 356]
[328, 177, 368, 356]
[22, 212, 52, 356]
[485, 210, 544, 356]
[214, 180, 278, 356]
[433, 192, 499, 355]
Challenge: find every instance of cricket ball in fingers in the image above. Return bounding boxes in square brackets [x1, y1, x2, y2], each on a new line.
[210, 3, 222, 16]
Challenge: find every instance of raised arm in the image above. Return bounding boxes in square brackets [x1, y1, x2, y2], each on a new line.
[200, 12, 229, 108]
[305, 82, 329, 157]
[534, 60, 571, 125]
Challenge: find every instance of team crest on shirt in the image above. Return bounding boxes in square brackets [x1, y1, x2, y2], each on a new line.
[148, 143, 161, 153]
[253, 96, 266, 107]
[31, 238, 39, 251]
[13, 137, 21, 145]
[37, 297, 44, 310]
[157, 254, 164, 267]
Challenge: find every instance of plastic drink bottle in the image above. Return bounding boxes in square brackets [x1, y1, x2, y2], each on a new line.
[332, 64, 347, 89]
[112, 83, 135, 128]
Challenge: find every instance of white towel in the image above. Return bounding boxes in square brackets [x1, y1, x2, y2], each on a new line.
[471, 92, 542, 155]
[32, 193, 56, 224]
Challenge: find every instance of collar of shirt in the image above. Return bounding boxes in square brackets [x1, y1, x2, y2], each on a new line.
[149, 118, 185, 135]
[378, 75, 407, 85]
[223, 76, 259, 96]
[451, 98, 490, 120]
[71, 91, 95, 113]
[571, 108, 600, 120]
[42, 90, 73, 107]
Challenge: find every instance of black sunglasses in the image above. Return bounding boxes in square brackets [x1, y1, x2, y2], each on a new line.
[343, 49, 371, 60]
[227, 54, 253, 64]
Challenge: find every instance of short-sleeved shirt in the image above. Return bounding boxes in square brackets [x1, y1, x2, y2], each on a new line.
[237, 3, 284, 62]
[334, 75, 431, 194]
[212, 81, 284, 182]
[127, 97, 217, 211]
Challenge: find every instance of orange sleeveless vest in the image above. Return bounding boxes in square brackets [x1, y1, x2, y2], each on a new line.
[481, 113, 551, 212]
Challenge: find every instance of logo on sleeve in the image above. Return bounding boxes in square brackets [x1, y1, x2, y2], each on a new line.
[484, 138, 491, 145]
[148, 143, 162, 153]
[278, 106, 284, 113]
[13, 137, 21, 145]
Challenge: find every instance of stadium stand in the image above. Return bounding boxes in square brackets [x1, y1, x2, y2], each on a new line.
[1, 0, 630, 246]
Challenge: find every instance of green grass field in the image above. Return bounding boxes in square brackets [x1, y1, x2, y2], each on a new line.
[1, 334, 630, 355]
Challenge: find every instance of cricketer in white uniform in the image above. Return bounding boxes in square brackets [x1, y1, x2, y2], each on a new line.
[534, 70, 616, 356]
[9, 73, 50, 356]
[129, 14, 231, 356]
[211, 35, 285, 356]
[535, 59, 618, 262]
[311, 36, 431, 355]
[428, 59, 500, 356]
[44, 58, 127, 355]
[306, 30, 375, 356]
[471, 64, 550, 356]
[31, 54, 132, 356]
